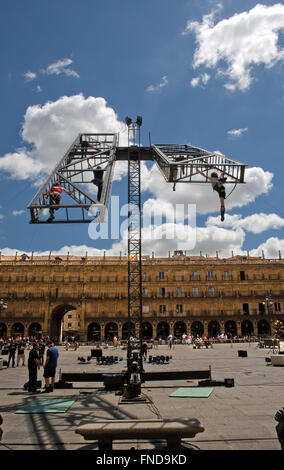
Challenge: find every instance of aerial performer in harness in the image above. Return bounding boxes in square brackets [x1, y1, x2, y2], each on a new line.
[44, 181, 74, 222]
[197, 169, 227, 221]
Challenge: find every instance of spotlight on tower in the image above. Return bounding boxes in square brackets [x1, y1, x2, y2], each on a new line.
[125, 116, 132, 126]
[136, 116, 142, 126]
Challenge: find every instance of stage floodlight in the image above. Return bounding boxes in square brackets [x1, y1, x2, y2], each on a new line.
[136, 116, 142, 126]
[125, 116, 132, 126]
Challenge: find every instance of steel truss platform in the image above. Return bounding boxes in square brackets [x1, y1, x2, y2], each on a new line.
[27, 134, 246, 224]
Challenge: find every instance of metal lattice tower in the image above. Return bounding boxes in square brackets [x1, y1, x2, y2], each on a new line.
[125, 116, 143, 381]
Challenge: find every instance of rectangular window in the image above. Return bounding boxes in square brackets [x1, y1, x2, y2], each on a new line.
[143, 272, 147, 281]
[176, 304, 183, 313]
[176, 287, 182, 296]
[142, 287, 149, 296]
[68, 314, 72, 319]
[159, 305, 166, 313]
[192, 287, 199, 297]
[191, 272, 199, 280]
[275, 302, 281, 312]
[223, 271, 230, 280]
[207, 271, 214, 280]
[142, 305, 149, 313]
[240, 271, 246, 281]
[158, 272, 165, 280]
[208, 287, 215, 296]
[259, 302, 265, 314]
[158, 287, 166, 297]
[243, 303, 249, 315]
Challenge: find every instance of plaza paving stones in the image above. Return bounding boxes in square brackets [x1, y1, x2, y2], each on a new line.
[0, 341, 283, 451]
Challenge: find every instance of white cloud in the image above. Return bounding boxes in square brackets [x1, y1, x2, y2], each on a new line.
[190, 72, 210, 88]
[206, 212, 284, 234]
[0, 224, 244, 258]
[227, 127, 248, 137]
[24, 71, 37, 81]
[0, 94, 128, 181]
[185, 3, 284, 91]
[249, 237, 284, 258]
[146, 75, 168, 92]
[12, 210, 25, 216]
[41, 58, 80, 78]
[36, 85, 42, 93]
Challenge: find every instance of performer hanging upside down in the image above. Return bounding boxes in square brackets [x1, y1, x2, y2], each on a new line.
[44, 181, 74, 222]
[197, 169, 227, 221]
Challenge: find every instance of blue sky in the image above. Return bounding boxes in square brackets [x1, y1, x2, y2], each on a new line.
[1, 0, 284, 258]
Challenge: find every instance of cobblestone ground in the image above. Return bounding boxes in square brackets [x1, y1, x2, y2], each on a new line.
[0, 341, 283, 451]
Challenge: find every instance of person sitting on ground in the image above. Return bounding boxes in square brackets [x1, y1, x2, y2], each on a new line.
[44, 181, 74, 222]
[197, 169, 227, 221]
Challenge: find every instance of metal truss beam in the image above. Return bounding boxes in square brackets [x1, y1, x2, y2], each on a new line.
[27, 133, 118, 224]
[152, 144, 246, 185]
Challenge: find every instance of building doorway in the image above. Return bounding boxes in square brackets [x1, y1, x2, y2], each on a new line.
[191, 321, 204, 338]
[28, 323, 42, 339]
[241, 320, 254, 337]
[225, 320, 237, 338]
[257, 319, 270, 336]
[0, 323, 7, 338]
[122, 322, 135, 339]
[50, 304, 77, 342]
[156, 322, 170, 340]
[174, 321, 187, 338]
[208, 321, 221, 338]
[141, 322, 153, 340]
[105, 322, 118, 341]
[11, 322, 24, 338]
[87, 322, 101, 342]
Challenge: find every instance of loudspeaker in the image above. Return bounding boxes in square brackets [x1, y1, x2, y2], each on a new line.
[103, 373, 125, 390]
[224, 378, 235, 387]
[91, 348, 102, 358]
[238, 350, 247, 357]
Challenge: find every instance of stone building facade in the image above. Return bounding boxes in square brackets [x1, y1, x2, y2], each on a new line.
[0, 250, 283, 341]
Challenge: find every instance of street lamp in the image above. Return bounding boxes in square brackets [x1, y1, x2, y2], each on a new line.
[262, 294, 273, 315]
[262, 294, 274, 335]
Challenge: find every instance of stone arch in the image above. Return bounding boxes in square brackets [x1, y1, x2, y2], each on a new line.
[208, 320, 221, 338]
[174, 321, 187, 338]
[191, 321, 204, 337]
[156, 321, 170, 340]
[241, 319, 254, 337]
[87, 322, 101, 342]
[258, 319, 270, 336]
[0, 322, 7, 338]
[28, 323, 42, 339]
[141, 322, 153, 340]
[105, 322, 118, 341]
[122, 321, 136, 339]
[225, 320, 237, 337]
[11, 322, 24, 338]
[50, 304, 77, 342]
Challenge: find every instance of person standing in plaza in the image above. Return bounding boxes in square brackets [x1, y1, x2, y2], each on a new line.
[38, 340, 45, 366]
[17, 340, 26, 366]
[27, 342, 40, 393]
[43, 341, 59, 393]
[7, 340, 16, 368]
